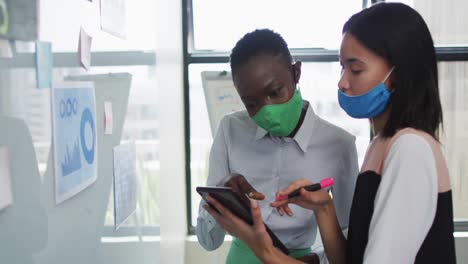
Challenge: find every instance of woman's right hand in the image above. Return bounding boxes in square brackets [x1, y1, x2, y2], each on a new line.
[271, 178, 332, 213]
[224, 173, 265, 200]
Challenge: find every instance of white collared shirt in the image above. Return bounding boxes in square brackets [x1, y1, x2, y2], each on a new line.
[196, 101, 359, 255]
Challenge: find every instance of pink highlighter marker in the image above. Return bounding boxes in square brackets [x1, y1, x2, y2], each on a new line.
[276, 178, 334, 201]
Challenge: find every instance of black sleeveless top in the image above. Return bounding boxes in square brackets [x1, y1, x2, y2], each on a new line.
[346, 171, 456, 263]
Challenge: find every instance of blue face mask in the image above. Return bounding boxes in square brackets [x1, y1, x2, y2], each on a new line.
[338, 68, 394, 118]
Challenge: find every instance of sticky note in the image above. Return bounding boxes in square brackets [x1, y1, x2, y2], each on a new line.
[78, 27, 92, 71]
[104, 101, 113, 135]
[113, 143, 137, 230]
[100, 0, 127, 39]
[0, 38, 12, 58]
[0, 146, 13, 211]
[35, 41, 53, 89]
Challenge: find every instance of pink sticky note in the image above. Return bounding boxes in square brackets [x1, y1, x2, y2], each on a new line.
[104, 101, 113, 135]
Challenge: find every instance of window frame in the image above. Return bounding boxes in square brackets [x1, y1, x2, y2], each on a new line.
[0, 51, 156, 69]
[183, 0, 468, 234]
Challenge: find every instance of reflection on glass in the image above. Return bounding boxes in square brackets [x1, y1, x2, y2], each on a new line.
[0, 66, 160, 226]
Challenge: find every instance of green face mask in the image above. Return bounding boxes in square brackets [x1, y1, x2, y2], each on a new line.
[252, 90, 303, 137]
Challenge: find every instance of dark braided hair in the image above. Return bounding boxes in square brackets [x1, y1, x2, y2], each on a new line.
[230, 29, 293, 76]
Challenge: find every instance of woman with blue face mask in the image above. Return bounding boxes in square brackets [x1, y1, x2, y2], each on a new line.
[204, 3, 456, 264]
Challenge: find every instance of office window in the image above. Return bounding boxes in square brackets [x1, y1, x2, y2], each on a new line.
[185, 0, 468, 232]
[389, 0, 468, 46]
[191, 0, 362, 51]
[439, 61, 468, 221]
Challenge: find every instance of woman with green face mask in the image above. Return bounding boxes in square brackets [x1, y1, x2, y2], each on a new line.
[196, 29, 359, 264]
[251, 88, 303, 137]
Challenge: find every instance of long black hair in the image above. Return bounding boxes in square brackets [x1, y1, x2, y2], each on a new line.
[343, 2, 443, 139]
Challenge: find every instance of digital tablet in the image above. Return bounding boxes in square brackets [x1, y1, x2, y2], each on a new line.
[196, 186, 290, 255]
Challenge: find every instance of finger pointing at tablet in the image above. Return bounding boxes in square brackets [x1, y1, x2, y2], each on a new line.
[225, 173, 265, 200]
